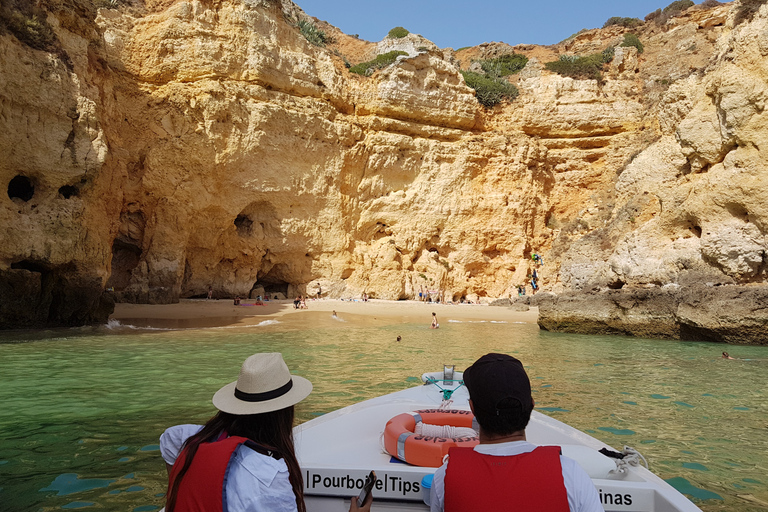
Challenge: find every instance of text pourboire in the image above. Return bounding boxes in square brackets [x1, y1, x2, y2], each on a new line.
[305, 470, 423, 499]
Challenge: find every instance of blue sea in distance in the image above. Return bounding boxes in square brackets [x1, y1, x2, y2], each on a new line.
[0, 306, 767, 511]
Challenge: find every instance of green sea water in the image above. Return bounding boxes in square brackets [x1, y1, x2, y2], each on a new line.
[1, 310, 767, 511]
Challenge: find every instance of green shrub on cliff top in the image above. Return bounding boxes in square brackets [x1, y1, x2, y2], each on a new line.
[544, 50, 613, 83]
[620, 33, 644, 54]
[298, 20, 328, 47]
[388, 26, 409, 38]
[479, 53, 529, 78]
[461, 71, 519, 108]
[0, 8, 56, 51]
[662, 0, 694, 14]
[603, 16, 643, 28]
[735, 0, 767, 25]
[349, 50, 408, 76]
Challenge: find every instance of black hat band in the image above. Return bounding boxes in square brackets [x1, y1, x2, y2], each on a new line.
[235, 379, 293, 402]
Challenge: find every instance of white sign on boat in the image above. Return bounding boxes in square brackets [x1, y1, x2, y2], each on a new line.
[295, 369, 703, 512]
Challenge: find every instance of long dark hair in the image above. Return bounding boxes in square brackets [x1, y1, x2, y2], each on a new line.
[166, 407, 305, 512]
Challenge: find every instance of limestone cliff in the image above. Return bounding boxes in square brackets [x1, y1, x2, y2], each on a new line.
[1, 0, 767, 341]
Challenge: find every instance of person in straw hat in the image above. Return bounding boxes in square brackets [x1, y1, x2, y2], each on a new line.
[160, 352, 372, 512]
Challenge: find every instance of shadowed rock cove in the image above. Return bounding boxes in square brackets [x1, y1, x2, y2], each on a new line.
[2, 0, 768, 343]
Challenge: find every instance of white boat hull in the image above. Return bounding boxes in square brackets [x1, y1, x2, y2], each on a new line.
[294, 372, 701, 512]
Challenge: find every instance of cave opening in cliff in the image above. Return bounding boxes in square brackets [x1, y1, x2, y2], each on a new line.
[58, 185, 79, 199]
[257, 264, 292, 297]
[11, 259, 49, 273]
[7, 175, 34, 202]
[261, 280, 290, 297]
[107, 239, 142, 291]
[235, 214, 253, 236]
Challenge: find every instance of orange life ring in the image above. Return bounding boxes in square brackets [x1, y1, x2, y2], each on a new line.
[383, 409, 479, 467]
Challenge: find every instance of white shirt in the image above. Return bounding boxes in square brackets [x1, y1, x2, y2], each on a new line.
[160, 424, 298, 512]
[430, 441, 604, 512]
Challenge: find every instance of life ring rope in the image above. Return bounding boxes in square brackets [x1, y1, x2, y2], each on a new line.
[384, 409, 479, 467]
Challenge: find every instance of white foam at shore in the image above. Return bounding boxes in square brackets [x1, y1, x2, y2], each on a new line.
[448, 319, 508, 324]
[104, 318, 279, 331]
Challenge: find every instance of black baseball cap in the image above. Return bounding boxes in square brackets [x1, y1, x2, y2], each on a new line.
[463, 353, 533, 417]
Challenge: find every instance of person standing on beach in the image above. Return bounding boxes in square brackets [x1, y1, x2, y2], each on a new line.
[207, 286, 213, 300]
[431, 312, 439, 329]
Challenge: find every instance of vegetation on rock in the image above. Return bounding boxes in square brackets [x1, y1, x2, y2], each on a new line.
[349, 50, 408, 76]
[735, 0, 767, 25]
[620, 33, 644, 53]
[603, 16, 643, 28]
[298, 20, 328, 47]
[387, 26, 409, 38]
[544, 48, 614, 83]
[646, 0, 694, 24]
[478, 53, 529, 78]
[460, 52, 526, 108]
[461, 71, 519, 108]
[663, 0, 695, 14]
[0, 4, 56, 51]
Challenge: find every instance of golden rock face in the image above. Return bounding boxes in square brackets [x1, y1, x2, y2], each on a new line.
[1, 0, 766, 326]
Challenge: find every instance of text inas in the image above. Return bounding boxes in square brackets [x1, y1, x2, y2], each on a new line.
[599, 489, 633, 506]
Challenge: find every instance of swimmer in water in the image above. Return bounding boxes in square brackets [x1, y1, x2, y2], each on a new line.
[431, 312, 439, 329]
[722, 351, 735, 359]
[396, 336, 402, 342]
[332, 310, 337, 318]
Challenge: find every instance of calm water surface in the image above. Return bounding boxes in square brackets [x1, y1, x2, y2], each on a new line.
[1, 311, 767, 511]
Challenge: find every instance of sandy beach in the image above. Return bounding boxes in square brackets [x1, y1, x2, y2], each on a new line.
[111, 298, 539, 329]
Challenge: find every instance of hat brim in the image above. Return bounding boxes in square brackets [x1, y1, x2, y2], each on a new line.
[212, 375, 313, 415]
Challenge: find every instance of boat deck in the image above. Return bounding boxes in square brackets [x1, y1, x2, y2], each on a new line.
[295, 375, 701, 512]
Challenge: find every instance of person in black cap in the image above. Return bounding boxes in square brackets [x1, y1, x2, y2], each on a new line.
[429, 353, 603, 512]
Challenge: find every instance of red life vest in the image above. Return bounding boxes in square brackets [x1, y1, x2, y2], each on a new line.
[444, 446, 570, 512]
[168, 435, 250, 512]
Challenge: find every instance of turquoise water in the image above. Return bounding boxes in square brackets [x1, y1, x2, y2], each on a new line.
[1, 313, 767, 511]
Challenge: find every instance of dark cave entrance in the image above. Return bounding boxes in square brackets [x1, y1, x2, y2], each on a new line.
[8, 175, 34, 202]
[107, 239, 142, 290]
[258, 264, 292, 297]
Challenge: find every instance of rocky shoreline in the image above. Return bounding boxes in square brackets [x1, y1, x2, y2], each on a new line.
[533, 285, 768, 345]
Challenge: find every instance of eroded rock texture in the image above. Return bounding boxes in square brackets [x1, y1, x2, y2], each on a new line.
[1, 0, 768, 340]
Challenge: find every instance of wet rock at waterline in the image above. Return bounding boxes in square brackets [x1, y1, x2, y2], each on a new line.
[538, 285, 768, 345]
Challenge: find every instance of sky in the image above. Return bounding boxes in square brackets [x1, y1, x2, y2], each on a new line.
[294, 0, 686, 49]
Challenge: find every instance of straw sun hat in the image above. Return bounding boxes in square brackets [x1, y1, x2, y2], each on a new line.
[212, 353, 313, 415]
